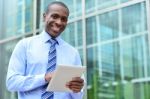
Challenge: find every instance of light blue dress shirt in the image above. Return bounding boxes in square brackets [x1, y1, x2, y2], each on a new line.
[6, 31, 83, 99]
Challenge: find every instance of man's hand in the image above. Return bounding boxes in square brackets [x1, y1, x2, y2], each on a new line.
[44, 72, 55, 82]
[66, 77, 84, 93]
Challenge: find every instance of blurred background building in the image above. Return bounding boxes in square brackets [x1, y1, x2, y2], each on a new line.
[0, 0, 150, 99]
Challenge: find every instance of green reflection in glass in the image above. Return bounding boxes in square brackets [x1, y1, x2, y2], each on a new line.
[122, 36, 145, 80]
[100, 42, 121, 99]
[87, 46, 100, 99]
[146, 35, 150, 77]
[123, 81, 150, 99]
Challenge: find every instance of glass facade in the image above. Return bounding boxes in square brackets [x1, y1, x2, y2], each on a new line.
[0, 0, 150, 99]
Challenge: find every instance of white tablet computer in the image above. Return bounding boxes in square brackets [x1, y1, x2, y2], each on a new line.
[46, 64, 86, 92]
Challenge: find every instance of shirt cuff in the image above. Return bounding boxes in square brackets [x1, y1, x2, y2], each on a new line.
[35, 74, 47, 86]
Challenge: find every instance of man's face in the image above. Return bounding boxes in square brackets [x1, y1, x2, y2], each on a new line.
[43, 4, 69, 38]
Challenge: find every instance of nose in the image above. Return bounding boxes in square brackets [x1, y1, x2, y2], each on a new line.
[55, 19, 62, 26]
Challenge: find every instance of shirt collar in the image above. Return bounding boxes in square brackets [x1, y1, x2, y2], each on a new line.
[40, 30, 61, 45]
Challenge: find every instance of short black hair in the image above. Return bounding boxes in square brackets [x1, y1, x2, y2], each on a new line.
[44, 1, 69, 15]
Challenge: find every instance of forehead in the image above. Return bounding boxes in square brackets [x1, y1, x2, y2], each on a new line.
[48, 4, 69, 16]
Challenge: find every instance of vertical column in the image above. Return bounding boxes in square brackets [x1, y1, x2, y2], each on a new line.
[22, 0, 25, 38]
[33, 0, 37, 35]
[82, 0, 87, 99]
[140, 2, 148, 78]
[146, 0, 150, 77]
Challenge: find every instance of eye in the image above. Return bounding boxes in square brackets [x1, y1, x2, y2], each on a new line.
[52, 14, 59, 19]
[61, 17, 67, 22]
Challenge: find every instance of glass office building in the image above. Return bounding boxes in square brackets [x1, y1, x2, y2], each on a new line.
[0, 0, 150, 99]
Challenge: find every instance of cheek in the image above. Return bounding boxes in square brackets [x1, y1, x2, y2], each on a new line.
[46, 20, 54, 27]
[63, 23, 67, 27]
[46, 17, 53, 24]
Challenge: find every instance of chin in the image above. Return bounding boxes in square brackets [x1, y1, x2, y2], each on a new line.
[51, 33, 60, 38]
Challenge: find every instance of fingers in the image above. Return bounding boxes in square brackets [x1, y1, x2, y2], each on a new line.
[45, 72, 55, 82]
[72, 77, 84, 83]
[66, 77, 84, 93]
[69, 86, 82, 93]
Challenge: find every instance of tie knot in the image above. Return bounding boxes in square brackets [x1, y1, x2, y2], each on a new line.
[49, 38, 57, 46]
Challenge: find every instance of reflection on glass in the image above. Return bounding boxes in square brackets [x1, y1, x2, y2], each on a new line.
[86, 0, 118, 14]
[121, 0, 133, 3]
[86, 17, 97, 45]
[78, 49, 83, 64]
[97, 0, 118, 10]
[122, 36, 145, 80]
[60, 0, 74, 19]
[59, 0, 82, 19]
[44, 0, 55, 6]
[25, 0, 33, 33]
[76, 21, 83, 47]
[61, 20, 83, 47]
[99, 10, 119, 41]
[16, 0, 23, 34]
[87, 46, 99, 99]
[122, 2, 147, 35]
[17, 12, 23, 34]
[100, 42, 121, 99]
[75, 0, 82, 17]
[5, 14, 16, 38]
[85, 0, 95, 14]
[61, 22, 75, 46]
[146, 35, 150, 77]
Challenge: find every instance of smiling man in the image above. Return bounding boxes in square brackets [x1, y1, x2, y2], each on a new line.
[6, 1, 84, 99]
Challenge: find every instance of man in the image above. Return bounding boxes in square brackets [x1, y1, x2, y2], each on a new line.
[6, 1, 84, 99]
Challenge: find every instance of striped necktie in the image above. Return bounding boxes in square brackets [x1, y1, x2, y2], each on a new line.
[41, 38, 57, 99]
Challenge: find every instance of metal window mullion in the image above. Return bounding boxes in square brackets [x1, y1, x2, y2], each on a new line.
[22, 0, 25, 38]
[119, 7, 125, 83]
[85, 0, 145, 19]
[96, 15, 102, 78]
[74, 21, 78, 47]
[82, 0, 87, 69]
[142, 34, 148, 77]
[33, 0, 37, 35]
[140, 2, 148, 77]
[146, 0, 150, 77]
[82, 0, 87, 99]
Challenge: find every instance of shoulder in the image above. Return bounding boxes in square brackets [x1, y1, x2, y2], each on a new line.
[18, 35, 41, 46]
[23, 35, 41, 43]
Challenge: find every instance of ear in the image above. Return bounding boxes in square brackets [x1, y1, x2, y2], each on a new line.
[43, 13, 46, 22]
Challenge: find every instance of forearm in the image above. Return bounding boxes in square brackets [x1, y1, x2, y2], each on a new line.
[6, 74, 46, 92]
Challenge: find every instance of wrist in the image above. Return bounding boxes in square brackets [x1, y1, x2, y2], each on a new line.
[44, 73, 53, 82]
